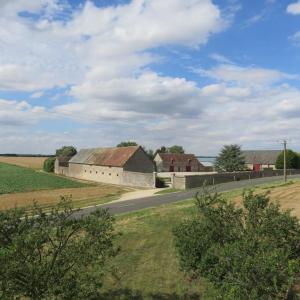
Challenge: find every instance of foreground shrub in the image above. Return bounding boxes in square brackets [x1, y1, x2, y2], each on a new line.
[0, 198, 118, 299]
[43, 156, 56, 172]
[173, 188, 300, 299]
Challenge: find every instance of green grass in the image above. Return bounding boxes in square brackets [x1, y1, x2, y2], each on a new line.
[102, 200, 203, 298]
[155, 188, 180, 195]
[101, 179, 300, 298]
[0, 162, 92, 194]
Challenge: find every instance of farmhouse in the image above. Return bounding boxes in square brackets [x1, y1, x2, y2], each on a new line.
[242, 150, 282, 171]
[55, 146, 155, 187]
[154, 153, 205, 172]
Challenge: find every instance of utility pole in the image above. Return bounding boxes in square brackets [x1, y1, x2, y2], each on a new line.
[283, 139, 287, 183]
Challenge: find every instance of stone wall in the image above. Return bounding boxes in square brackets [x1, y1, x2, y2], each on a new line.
[124, 147, 155, 173]
[173, 169, 300, 190]
[56, 162, 155, 188]
[54, 159, 69, 176]
[122, 171, 155, 188]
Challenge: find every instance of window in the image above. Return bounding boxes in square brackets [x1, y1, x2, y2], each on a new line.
[85, 170, 86, 172]
[117, 174, 119, 176]
[96, 171, 98, 174]
[90, 171, 92, 174]
[171, 159, 174, 164]
[109, 173, 111, 176]
[102, 172, 104, 175]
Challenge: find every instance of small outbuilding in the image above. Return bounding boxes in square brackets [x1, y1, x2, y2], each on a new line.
[55, 146, 155, 188]
[154, 153, 205, 172]
[242, 150, 282, 171]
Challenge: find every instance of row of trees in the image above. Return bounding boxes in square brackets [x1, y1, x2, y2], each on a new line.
[1, 191, 300, 298]
[116, 141, 185, 158]
[215, 144, 300, 172]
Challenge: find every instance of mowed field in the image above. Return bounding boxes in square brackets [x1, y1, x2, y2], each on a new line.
[0, 162, 130, 210]
[101, 179, 300, 298]
[0, 156, 48, 169]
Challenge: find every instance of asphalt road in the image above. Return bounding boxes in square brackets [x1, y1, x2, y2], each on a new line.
[73, 174, 300, 218]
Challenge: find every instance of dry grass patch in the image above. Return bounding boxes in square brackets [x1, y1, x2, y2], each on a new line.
[0, 156, 48, 169]
[231, 180, 300, 218]
[0, 184, 130, 210]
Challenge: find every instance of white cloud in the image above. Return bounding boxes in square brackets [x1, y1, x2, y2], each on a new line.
[287, 1, 300, 15]
[195, 64, 297, 86]
[0, 0, 225, 93]
[54, 72, 203, 122]
[0, 99, 47, 126]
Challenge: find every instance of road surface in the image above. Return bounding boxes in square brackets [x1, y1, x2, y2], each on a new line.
[73, 174, 300, 218]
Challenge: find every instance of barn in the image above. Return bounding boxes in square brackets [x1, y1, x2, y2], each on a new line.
[55, 146, 155, 187]
[242, 150, 282, 171]
[154, 153, 205, 172]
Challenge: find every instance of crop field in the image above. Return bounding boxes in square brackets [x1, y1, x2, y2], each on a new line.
[0, 162, 90, 194]
[0, 156, 48, 169]
[0, 162, 130, 210]
[101, 179, 300, 298]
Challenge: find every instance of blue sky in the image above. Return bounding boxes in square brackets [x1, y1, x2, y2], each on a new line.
[1, 0, 300, 155]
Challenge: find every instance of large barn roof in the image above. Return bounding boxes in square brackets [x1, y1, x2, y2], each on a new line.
[69, 146, 140, 167]
[242, 150, 282, 165]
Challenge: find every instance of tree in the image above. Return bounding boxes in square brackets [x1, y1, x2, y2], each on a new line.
[168, 145, 185, 154]
[275, 149, 300, 169]
[156, 146, 167, 154]
[215, 144, 245, 172]
[43, 157, 56, 172]
[56, 146, 77, 157]
[0, 198, 118, 299]
[116, 141, 138, 147]
[173, 188, 300, 299]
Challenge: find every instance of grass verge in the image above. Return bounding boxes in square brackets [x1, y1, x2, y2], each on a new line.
[0, 162, 92, 194]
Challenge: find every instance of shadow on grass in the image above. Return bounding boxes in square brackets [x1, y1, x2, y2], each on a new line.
[99, 288, 201, 299]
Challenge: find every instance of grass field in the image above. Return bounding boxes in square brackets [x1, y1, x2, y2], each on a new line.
[0, 162, 130, 210]
[101, 179, 300, 298]
[0, 156, 48, 169]
[0, 162, 90, 194]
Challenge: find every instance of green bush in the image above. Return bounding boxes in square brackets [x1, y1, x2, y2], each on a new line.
[43, 157, 56, 172]
[173, 188, 300, 299]
[0, 198, 118, 299]
[55, 146, 77, 157]
[275, 150, 300, 169]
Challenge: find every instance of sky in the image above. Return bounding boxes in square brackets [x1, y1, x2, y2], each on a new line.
[1, 0, 300, 155]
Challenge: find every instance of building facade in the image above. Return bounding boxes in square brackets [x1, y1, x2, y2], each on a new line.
[55, 146, 155, 188]
[242, 150, 282, 171]
[154, 153, 205, 172]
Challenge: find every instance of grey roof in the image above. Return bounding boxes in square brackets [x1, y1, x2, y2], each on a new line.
[242, 150, 282, 165]
[68, 146, 140, 167]
[69, 148, 99, 164]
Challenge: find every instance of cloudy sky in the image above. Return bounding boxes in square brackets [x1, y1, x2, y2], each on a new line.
[1, 0, 300, 155]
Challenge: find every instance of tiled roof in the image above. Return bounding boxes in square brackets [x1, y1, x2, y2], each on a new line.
[158, 153, 201, 164]
[69, 146, 140, 167]
[242, 150, 282, 165]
